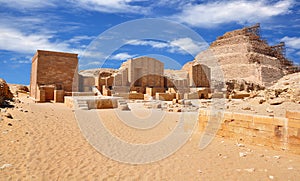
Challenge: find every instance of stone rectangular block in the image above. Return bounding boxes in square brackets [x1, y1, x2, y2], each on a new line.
[273, 117, 286, 126]
[232, 113, 253, 122]
[54, 90, 64, 103]
[253, 115, 273, 125]
[155, 93, 176, 101]
[248, 122, 275, 132]
[286, 111, 300, 120]
[288, 118, 300, 128]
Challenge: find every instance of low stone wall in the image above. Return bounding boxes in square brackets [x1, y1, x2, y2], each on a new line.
[198, 110, 300, 154]
[155, 93, 176, 101]
[64, 96, 118, 109]
[115, 93, 144, 99]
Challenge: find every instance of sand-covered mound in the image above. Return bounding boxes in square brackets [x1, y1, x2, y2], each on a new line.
[0, 79, 13, 106]
[8, 84, 29, 95]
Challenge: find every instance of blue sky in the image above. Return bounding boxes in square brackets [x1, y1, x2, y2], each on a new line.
[0, 0, 299, 84]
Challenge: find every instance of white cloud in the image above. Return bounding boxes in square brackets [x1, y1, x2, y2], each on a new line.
[0, 0, 57, 10]
[110, 52, 137, 60]
[170, 38, 207, 54]
[0, 26, 74, 54]
[127, 38, 207, 55]
[71, 0, 149, 14]
[67, 35, 97, 44]
[172, 0, 294, 27]
[281, 36, 300, 49]
[127, 40, 169, 48]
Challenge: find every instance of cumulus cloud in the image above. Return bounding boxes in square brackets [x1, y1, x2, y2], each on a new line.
[110, 52, 137, 60]
[0, 0, 57, 10]
[0, 26, 74, 54]
[127, 38, 207, 55]
[71, 0, 149, 14]
[281, 36, 300, 49]
[171, 0, 294, 27]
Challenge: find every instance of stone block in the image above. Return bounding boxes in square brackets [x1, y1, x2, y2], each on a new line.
[253, 115, 273, 125]
[211, 92, 225, 98]
[273, 117, 286, 126]
[96, 99, 118, 109]
[54, 90, 64, 103]
[232, 113, 253, 122]
[128, 93, 144, 99]
[176, 93, 184, 100]
[288, 118, 300, 128]
[288, 127, 300, 138]
[223, 112, 233, 120]
[226, 119, 250, 129]
[184, 92, 199, 99]
[248, 122, 275, 132]
[37, 89, 46, 103]
[286, 111, 300, 120]
[231, 91, 250, 99]
[155, 93, 176, 101]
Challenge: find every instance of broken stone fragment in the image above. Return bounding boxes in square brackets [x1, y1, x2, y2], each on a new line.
[269, 98, 285, 105]
[244, 168, 255, 172]
[4, 113, 13, 119]
[259, 98, 266, 104]
[241, 106, 251, 110]
[266, 107, 273, 113]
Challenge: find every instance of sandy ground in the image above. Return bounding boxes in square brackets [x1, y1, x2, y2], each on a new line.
[1, 95, 300, 180]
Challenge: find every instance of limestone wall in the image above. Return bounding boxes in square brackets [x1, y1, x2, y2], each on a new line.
[128, 57, 164, 83]
[30, 50, 78, 101]
[198, 110, 300, 154]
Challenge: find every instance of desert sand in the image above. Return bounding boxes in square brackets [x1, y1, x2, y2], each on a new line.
[1, 94, 300, 180]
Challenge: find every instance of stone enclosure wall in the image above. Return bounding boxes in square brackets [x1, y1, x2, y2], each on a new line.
[30, 50, 78, 102]
[198, 110, 300, 154]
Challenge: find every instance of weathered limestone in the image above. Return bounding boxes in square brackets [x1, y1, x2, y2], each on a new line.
[0, 79, 13, 106]
[54, 90, 64, 103]
[30, 50, 78, 102]
[155, 93, 176, 101]
[64, 96, 118, 109]
[195, 24, 298, 87]
[199, 110, 300, 154]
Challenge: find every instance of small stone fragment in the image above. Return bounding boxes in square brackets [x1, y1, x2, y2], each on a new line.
[269, 98, 285, 105]
[236, 143, 245, 147]
[266, 107, 273, 113]
[4, 113, 13, 119]
[273, 155, 280, 159]
[244, 168, 255, 173]
[239, 152, 247, 157]
[242, 106, 251, 110]
[258, 98, 266, 104]
[0, 164, 12, 170]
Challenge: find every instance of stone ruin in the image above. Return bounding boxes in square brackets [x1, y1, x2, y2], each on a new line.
[79, 56, 211, 102]
[29, 24, 299, 109]
[30, 50, 79, 103]
[195, 23, 299, 88]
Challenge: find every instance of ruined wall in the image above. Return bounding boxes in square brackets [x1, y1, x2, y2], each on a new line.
[113, 57, 165, 94]
[198, 110, 300, 154]
[30, 50, 78, 100]
[190, 63, 211, 87]
[128, 57, 164, 84]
